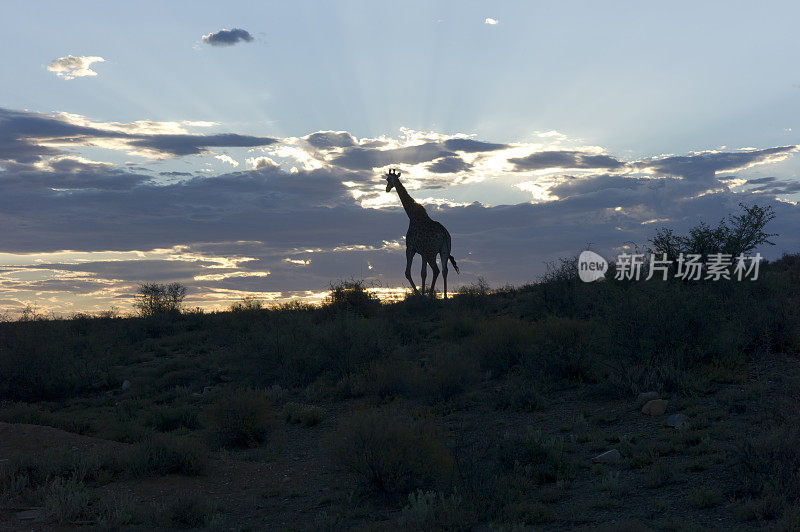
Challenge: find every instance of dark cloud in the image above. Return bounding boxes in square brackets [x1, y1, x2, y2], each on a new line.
[128, 133, 277, 157]
[328, 138, 509, 170]
[443, 139, 507, 153]
[427, 156, 473, 174]
[201, 28, 254, 47]
[159, 171, 193, 176]
[0, 108, 276, 162]
[509, 150, 625, 171]
[642, 146, 797, 182]
[305, 131, 356, 150]
[745, 176, 800, 195]
[331, 143, 455, 170]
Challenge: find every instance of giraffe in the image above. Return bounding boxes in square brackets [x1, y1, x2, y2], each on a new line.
[384, 169, 460, 298]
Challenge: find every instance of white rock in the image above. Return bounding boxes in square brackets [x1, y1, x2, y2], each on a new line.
[121, 380, 131, 390]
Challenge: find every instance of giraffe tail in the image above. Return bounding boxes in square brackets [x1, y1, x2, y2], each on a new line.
[448, 255, 460, 274]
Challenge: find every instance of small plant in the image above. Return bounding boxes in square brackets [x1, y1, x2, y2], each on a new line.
[688, 486, 723, 509]
[205, 388, 275, 448]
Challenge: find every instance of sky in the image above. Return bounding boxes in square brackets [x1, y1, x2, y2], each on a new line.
[2, 0, 800, 315]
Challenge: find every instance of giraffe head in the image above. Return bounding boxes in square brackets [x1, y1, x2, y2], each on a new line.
[385, 168, 401, 192]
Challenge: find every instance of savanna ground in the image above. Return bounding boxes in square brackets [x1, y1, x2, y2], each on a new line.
[1, 252, 799, 530]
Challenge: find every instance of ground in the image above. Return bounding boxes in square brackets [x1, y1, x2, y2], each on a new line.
[1, 349, 796, 530]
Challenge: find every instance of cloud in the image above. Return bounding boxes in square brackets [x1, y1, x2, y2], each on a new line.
[46, 55, 105, 79]
[305, 131, 357, 150]
[509, 150, 625, 171]
[201, 28, 254, 47]
[214, 154, 239, 167]
[0, 108, 277, 162]
[639, 146, 797, 182]
[485, 18, 499, 25]
[427, 156, 472, 174]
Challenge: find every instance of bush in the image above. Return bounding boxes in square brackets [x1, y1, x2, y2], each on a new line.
[121, 433, 208, 477]
[230, 296, 264, 312]
[398, 490, 474, 530]
[331, 410, 454, 495]
[736, 425, 800, 506]
[204, 388, 275, 448]
[40, 477, 93, 524]
[324, 279, 381, 316]
[496, 432, 578, 485]
[283, 402, 324, 427]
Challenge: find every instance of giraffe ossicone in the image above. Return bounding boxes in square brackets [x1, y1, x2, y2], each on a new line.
[385, 168, 460, 298]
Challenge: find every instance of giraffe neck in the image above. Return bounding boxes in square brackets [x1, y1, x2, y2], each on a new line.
[394, 179, 423, 219]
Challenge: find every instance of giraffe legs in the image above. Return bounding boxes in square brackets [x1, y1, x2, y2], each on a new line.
[427, 257, 439, 298]
[440, 252, 449, 299]
[405, 248, 419, 294]
[420, 261, 427, 294]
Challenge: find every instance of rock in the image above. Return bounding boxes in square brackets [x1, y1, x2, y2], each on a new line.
[666, 414, 686, 428]
[16, 507, 43, 521]
[592, 449, 621, 463]
[637, 391, 659, 402]
[641, 399, 668, 416]
[121, 380, 131, 391]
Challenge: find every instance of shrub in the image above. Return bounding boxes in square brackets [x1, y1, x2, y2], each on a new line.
[40, 477, 93, 524]
[398, 490, 474, 530]
[736, 425, 800, 505]
[169, 494, 216, 528]
[144, 404, 201, 432]
[283, 403, 324, 427]
[494, 380, 546, 412]
[204, 388, 275, 448]
[121, 433, 208, 477]
[331, 410, 454, 495]
[496, 432, 578, 485]
[324, 279, 381, 316]
[688, 486, 723, 509]
[230, 296, 264, 312]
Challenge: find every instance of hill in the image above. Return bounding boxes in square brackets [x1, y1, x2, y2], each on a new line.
[1, 255, 799, 529]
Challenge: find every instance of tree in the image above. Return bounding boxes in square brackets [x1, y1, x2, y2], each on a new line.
[134, 282, 187, 316]
[649, 203, 777, 261]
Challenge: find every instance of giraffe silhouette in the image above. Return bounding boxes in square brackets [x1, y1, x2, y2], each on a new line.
[385, 169, 460, 298]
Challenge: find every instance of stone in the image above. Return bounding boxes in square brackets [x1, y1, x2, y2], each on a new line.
[592, 449, 621, 463]
[666, 414, 686, 428]
[16, 508, 43, 521]
[641, 399, 668, 416]
[637, 391, 659, 402]
[121, 380, 131, 390]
